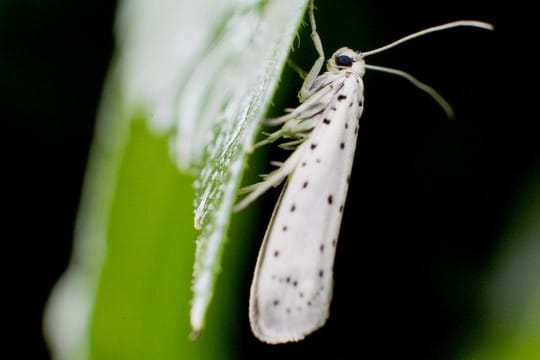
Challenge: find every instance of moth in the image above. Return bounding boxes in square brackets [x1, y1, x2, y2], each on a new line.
[235, 0, 492, 344]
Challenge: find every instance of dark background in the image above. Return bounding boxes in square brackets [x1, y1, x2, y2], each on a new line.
[2, 0, 533, 358]
[2, 0, 116, 358]
[244, 1, 536, 359]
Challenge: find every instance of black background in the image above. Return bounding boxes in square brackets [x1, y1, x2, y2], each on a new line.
[2, 0, 116, 358]
[2, 0, 534, 359]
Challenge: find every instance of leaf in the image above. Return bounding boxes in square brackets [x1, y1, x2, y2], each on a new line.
[186, 0, 310, 334]
[43, 0, 310, 357]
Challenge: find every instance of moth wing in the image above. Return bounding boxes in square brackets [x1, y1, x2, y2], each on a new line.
[249, 76, 364, 343]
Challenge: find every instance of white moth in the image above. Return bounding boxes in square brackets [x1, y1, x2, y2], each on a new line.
[235, 0, 492, 344]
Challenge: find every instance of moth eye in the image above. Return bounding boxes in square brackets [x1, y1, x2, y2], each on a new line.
[335, 54, 353, 67]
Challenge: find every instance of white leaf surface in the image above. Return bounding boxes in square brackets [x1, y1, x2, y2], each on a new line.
[188, 0, 310, 334]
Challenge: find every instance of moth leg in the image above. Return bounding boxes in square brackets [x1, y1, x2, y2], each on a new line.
[233, 144, 305, 211]
[287, 59, 308, 80]
[298, 0, 325, 102]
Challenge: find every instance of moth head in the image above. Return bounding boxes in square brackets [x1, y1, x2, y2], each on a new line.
[327, 47, 365, 76]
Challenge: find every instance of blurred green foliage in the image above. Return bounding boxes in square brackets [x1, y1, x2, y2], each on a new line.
[88, 119, 244, 359]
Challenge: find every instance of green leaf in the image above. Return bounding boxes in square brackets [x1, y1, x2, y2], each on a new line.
[187, 0, 310, 334]
[43, 0, 309, 358]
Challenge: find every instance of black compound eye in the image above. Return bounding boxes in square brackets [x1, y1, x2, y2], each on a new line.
[335, 54, 353, 67]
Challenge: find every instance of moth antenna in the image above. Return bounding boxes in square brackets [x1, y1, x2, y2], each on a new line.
[362, 20, 493, 117]
[362, 20, 493, 57]
[365, 64, 454, 118]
